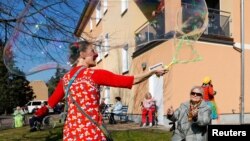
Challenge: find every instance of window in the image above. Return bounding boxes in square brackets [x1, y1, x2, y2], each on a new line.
[96, 2, 102, 25]
[103, 0, 108, 14]
[96, 43, 103, 62]
[32, 101, 41, 106]
[122, 44, 129, 73]
[121, 0, 128, 14]
[104, 33, 109, 56]
[104, 87, 110, 104]
[89, 19, 93, 31]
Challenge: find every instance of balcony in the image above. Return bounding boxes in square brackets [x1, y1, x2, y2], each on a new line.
[200, 8, 233, 44]
[204, 8, 230, 37]
[134, 12, 168, 52]
[133, 6, 233, 57]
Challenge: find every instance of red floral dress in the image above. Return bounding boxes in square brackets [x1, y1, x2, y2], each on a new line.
[48, 66, 134, 141]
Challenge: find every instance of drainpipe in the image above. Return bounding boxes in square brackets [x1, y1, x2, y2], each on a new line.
[240, 0, 245, 124]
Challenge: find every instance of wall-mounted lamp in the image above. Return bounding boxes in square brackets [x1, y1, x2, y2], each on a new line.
[141, 62, 147, 71]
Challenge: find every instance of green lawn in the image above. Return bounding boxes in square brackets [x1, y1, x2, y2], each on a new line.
[0, 125, 172, 141]
[112, 129, 171, 141]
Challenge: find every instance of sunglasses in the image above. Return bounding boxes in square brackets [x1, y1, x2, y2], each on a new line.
[190, 92, 202, 96]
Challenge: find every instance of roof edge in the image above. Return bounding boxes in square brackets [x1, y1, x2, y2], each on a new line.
[74, 0, 99, 37]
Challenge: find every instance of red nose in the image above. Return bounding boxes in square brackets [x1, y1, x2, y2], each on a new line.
[93, 53, 98, 59]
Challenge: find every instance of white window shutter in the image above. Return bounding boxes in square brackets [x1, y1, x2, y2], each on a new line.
[122, 44, 128, 72]
[104, 33, 109, 56]
[96, 44, 102, 62]
[96, 2, 102, 24]
[121, 0, 128, 14]
[103, 0, 108, 13]
[89, 19, 93, 31]
[104, 87, 110, 104]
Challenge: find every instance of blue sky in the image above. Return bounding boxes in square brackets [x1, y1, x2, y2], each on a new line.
[27, 69, 56, 82]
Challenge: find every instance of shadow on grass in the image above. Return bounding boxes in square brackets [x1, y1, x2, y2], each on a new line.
[0, 125, 64, 141]
[45, 130, 63, 141]
[23, 126, 63, 141]
[110, 128, 172, 141]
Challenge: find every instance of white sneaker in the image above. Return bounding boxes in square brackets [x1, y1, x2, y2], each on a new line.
[142, 123, 146, 127]
[149, 123, 152, 127]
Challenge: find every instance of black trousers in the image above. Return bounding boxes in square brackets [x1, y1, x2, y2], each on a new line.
[29, 116, 43, 128]
[109, 113, 117, 124]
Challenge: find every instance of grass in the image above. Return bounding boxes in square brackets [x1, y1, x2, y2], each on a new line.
[0, 126, 63, 141]
[111, 129, 172, 141]
[0, 124, 172, 141]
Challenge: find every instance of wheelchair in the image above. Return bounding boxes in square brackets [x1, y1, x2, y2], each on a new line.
[59, 112, 67, 123]
[33, 115, 56, 130]
[140, 102, 158, 127]
[101, 104, 112, 123]
[143, 110, 158, 127]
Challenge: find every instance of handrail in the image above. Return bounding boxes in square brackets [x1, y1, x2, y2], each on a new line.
[135, 12, 164, 34]
[208, 7, 231, 15]
[135, 20, 150, 34]
[221, 15, 231, 30]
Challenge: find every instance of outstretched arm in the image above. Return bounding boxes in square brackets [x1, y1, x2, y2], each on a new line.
[92, 67, 168, 88]
[48, 80, 65, 108]
[32, 79, 64, 118]
[133, 69, 168, 85]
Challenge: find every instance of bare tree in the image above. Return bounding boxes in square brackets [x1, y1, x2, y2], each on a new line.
[0, 0, 87, 75]
[0, 0, 91, 115]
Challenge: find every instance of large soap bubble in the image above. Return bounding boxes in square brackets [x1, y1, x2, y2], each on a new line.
[3, 0, 135, 76]
[3, 0, 208, 76]
[167, 0, 208, 67]
[177, 0, 208, 37]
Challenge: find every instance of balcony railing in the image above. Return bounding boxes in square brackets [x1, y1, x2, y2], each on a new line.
[135, 6, 231, 49]
[135, 12, 168, 51]
[203, 8, 231, 37]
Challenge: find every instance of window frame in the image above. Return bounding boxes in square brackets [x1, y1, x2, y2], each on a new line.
[103, 0, 108, 14]
[121, 0, 128, 15]
[104, 33, 109, 57]
[104, 86, 110, 104]
[122, 44, 129, 73]
[89, 19, 93, 31]
[96, 42, 103, 63]
[96, 1, 102, 25]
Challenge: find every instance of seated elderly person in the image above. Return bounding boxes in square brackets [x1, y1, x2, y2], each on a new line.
[167, 86, 211, 141]
[109, 97, 122, 124]
[141, 92, 156, 127]
[13, 106, 25, 128]
[29, 102, 49, 132]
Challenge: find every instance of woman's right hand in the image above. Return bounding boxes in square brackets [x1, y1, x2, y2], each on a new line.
[133, 66, 168, 85]
[154, 67, 169, 77]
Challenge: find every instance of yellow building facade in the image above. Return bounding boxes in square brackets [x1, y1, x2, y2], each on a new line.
[29, 80, 48, 100]
[75, 0, 250, 125]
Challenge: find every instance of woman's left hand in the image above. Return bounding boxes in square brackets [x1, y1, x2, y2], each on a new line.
[191, 109, 198, 117]
[167, 106, 174, 116]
